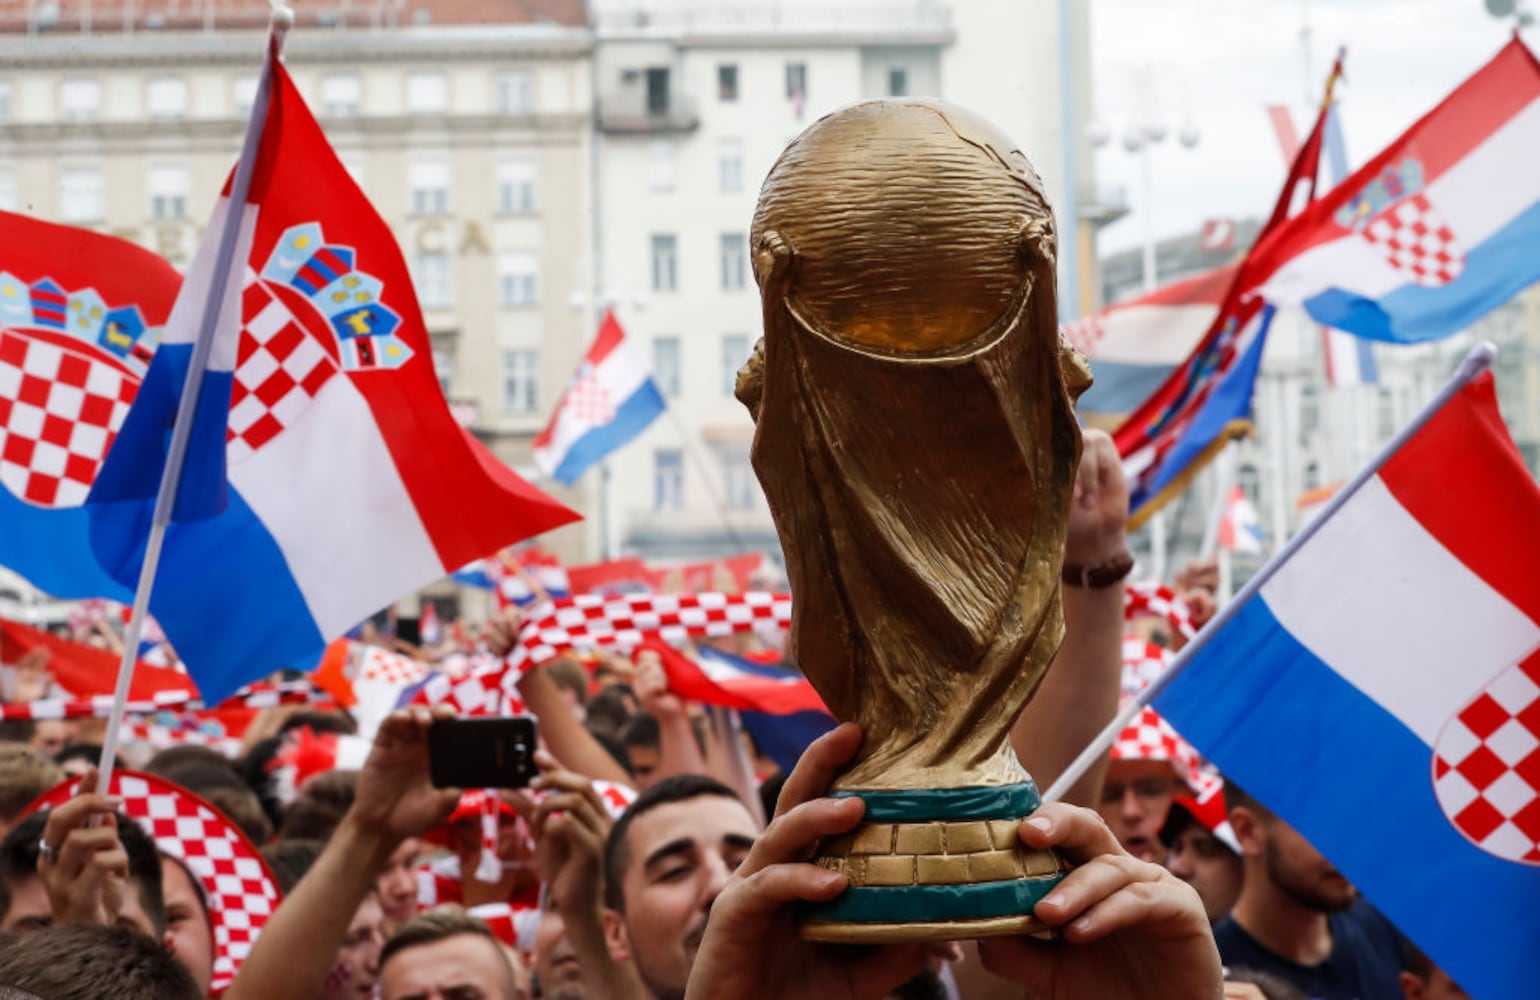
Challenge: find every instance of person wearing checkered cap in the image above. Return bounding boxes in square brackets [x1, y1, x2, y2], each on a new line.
[1097, 706, 1209, 864]
[1158, 787, 1244, 925]
[1214, 784, 1405, 1000]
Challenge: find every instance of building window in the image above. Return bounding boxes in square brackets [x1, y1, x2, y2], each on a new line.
[718, 64, 739, 101]
[0, 82, 14, 122]
[501, 349, 539, 414]
[654, 449, 684, 511]
[887, 67, 909, 97]
[413, 251, 452, 309]
[431, 345, 455, 398]
[321, 74, 361, 117]
[60, 166, 104, 223]
[720, 233, 747, 291]
[717, 138, 743, 194]
[0, 168, 15, 212]
[497, 71, 533, 114]
[649, 140, 675, 193]
[498, 252, 539, 307]
[148, 165, 189, 220]
[645, 67, 671, 115]
[1376, 386, 1396, 438]
[721, 334, 749, 394]
[409, 162, 451, 216]
[785, 62, 807, 100]
[651, 234, 678, 293]
[721, 450, 758, 510]
[233, 75, 258, 117]
[406, 72, 448, 114]
[1303, 460, 1321, 492]
[653, 336, 681, 397]
[146, 77, 188, 119]
[496, 161, 537, 214]
[1298, 384, 1320, 437]
[60, 78, 101, 121]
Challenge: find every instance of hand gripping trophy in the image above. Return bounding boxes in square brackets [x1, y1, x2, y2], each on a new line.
[736, 99, 1092, 942]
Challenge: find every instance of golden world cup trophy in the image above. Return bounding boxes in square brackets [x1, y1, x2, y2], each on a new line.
[736, 99, 1092, 943]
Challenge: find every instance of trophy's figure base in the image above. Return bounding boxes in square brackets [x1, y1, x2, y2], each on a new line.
[799, 782, 1066, 944]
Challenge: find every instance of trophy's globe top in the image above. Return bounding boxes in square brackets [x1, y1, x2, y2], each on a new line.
[751, 99, 1054, 357]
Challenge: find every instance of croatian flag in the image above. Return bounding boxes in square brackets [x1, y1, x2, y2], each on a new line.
[1318, 103, 1380, 387]
[1066, 264, 1235, 428]
[1217, 485, 1264, 555]
[0, 213, 180, 600]
[649, 641, 834, 775]
[88, 49, 577, 701]
[1156, 366, 1540, 1000]
[533, 309, 664, 486]
[1250, 38, 1540, 344]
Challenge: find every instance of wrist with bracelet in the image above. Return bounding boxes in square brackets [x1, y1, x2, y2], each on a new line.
[1060, 550, 1135, 589]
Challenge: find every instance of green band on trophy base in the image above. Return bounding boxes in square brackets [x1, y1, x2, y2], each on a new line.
[801, 871, 1063, 924]
[830, 782, 1043, 824]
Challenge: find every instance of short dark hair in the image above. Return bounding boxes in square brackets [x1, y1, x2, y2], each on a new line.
[259, 838, 325, 895]
[144, 744, 236, 780]
[620, 712, 660, 752]
[277, 769, 358, 842]
[278, 709, 358, 737]
[380, 905, 514, 996]
[53, 743, 116, 773]
[584, 687, 636, 741]
[0, 923, 202, 999]
[586, 729, 634, 778]
[0, 744, 63, 825]
[0, 721, 36, 744]
[1222, 782, 1274, 822]
[0, 810, 166, 934]
[602, 774, 741, 912]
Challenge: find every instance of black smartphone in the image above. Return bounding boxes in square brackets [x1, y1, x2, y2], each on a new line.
[428, 717, 538, 789]
[395, 617, 422, 647]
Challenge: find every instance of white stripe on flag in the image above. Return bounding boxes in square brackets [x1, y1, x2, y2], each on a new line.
[1261, 475, 1540, 743]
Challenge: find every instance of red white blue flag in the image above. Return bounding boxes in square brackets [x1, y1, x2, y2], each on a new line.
[1157, 367, 1540, 1000]
[534, 309, 664, 486]
[84, 46, 576, 701]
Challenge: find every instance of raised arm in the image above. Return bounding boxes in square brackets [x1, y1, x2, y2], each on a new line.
[1011, 428, 1129, 806]
[223, 704, 459, 1000]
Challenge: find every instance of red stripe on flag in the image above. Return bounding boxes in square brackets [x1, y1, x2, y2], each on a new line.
[586, 308, 626, 367]
[1378, 372, 1540, 625]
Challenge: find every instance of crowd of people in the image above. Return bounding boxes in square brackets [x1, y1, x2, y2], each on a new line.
[0, 431, 1470, 999]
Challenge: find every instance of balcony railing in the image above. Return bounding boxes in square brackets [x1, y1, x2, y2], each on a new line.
[596, 91, 700, 134]
[591, 0, 951, 38]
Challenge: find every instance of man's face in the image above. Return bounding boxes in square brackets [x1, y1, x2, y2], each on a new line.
[1097, 759, 1180, 862]
[377, 837, 421, 927]
[1262, 816, 1356, 913]
[0, 874, 51, 931]
[161, 854, 215, 995]
[29, 720, 69, 757]
[605, 795, 757, 1000]
[534, 905, 585, 1000]
[628, 745, 662, 790]
[323, 895, 385, 999]
[379, 932, 512, 1000]
[1164, 822, 1243, 924]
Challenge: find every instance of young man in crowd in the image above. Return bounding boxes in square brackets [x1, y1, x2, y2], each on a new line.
[603, 722, 1222, 1000]
[378, 907, 524, 1000]
[1162, 793, 1244, 925]
[1217, 785, 1404, 1000]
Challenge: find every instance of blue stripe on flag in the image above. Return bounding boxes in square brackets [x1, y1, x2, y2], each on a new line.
[89, 484, 326, 703]
[1303, 199, 1540, 344]
[0, 493, 133, 600]
[549, 380, 666, 486]
[1077, 360, 1177, 419]
[1155, 597, 1540, 1000]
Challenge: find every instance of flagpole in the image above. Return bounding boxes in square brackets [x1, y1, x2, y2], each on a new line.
[94, 8, 293, 794]
[1042, 341, 1497, 803]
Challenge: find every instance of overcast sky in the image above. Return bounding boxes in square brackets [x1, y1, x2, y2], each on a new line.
[1091, 0, 1524, 254]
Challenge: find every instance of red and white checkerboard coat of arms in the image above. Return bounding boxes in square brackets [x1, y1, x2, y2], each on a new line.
[1338, 159, 1465, 288]
[0, 275, 149, 508]
[1433, 651, 1540, 865]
